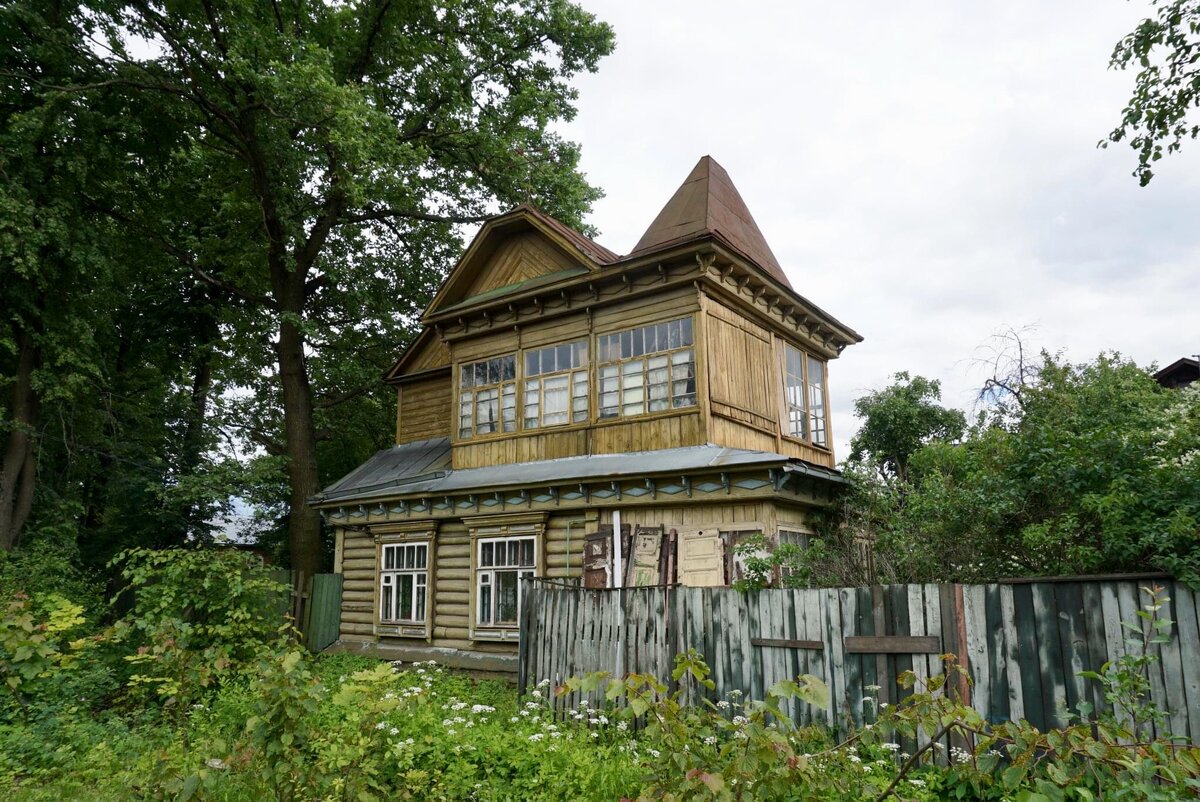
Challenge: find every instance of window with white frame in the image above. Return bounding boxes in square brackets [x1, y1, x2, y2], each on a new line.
[379, 542, 428, 624]
[459, 355, 516, 438]
[523, 340, 588, 428]
[476, 536, 536, 627]
[597, 317, 696, 419]
[776, 530, 810, 585]
[782, 343, 829, 447]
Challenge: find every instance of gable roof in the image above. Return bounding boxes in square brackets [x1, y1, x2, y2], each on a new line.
[422, 204, 617, 321]
[631, 156, 791, 288]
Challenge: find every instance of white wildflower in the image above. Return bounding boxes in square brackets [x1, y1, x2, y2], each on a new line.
[703, 736, 718, 746]
[375, 722, 387, 730]
[616, 721, 628, 732]
[716, 700, 730, 710]
[732, 716, 748, 726]
[881, 743, 901, 752]
[471, 704, 495, 714]
[528, 733, 545, 742]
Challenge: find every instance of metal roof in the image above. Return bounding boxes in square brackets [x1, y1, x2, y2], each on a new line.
[631, 156, 791, 289]
[312, 441, 843, 506]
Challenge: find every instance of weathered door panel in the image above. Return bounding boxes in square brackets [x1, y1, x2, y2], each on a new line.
[628, 525, 665, 586]
[583, 532, 610, 589]
[678, 528, 725, 587]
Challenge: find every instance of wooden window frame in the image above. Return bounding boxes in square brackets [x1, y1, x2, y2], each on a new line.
[522, 339, 589, 430]
[373, 522, 437, 640]
[780, 341, 831, 450]
[464, 512, 546, 642]
[597, 316, 697, 421]
[457, 354, 517, 440]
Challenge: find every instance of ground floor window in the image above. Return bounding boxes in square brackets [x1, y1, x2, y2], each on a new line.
[380, 542, 428, 624]
[476, 536, 536, 627]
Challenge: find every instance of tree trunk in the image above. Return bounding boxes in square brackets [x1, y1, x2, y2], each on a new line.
[0, 329, 40, 551]
[276, 313, 323, 578]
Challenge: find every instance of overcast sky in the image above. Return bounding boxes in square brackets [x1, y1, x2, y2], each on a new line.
[554, 0, 1200, 460]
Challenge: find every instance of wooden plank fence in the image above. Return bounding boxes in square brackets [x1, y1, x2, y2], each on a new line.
[518, 576, 1200, 738]
[271, 570, 343, 654]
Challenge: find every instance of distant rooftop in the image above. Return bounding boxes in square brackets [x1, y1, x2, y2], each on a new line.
[1154, 356, 1199, 389]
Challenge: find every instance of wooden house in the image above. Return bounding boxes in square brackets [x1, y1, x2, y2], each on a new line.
[310, 156, 862, 673]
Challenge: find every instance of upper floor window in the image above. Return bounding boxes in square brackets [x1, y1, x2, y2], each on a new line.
[597, 317, 696, 419]
[783, 344, 828, 447]
[524, 341, 588, 428]
[459, 355, 516, 438]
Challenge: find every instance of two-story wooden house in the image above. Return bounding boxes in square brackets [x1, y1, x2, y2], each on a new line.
[310, 156, 862, 673]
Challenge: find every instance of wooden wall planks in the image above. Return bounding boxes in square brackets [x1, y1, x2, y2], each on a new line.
[518, 578, 1200, 738]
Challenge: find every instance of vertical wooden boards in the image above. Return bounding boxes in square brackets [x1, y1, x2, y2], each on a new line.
[1011, 584, 1043, 728]
[1031, 583, 1067, 728]
[1054, 582, 1087, 720]
[1159, 583, 1188, 740]
[515, 578, 1200, 740]
[963, 584, 990, 720]
[841, 587, 864, 728]
[305, 573, 344, 653]
[998, 585, 1022, 723]
[985, 584, 1011, 725]
[1172, 583, 1200, 744]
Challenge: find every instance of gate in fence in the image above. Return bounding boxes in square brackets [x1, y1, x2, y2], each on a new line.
[517, 575, 1200, 739]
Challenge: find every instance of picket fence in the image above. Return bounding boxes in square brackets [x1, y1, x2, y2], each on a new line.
[517, 575, 1200, 740]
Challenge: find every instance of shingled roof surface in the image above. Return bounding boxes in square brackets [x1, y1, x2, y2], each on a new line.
[630, 156, 791, 288]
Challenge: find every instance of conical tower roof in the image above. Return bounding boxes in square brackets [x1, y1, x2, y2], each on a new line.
[631, 156, 790, 288]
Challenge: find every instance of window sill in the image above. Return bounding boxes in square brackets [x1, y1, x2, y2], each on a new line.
[470, 627, 520, 642]
[376, 622, 430, 639]
[781, 434, 832, 453]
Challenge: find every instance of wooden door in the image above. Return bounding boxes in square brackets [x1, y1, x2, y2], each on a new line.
[677, 528, 725, 586]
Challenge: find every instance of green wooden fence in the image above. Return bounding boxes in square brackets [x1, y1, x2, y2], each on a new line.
[272, 570, 343, 653]
[517, 576, 1200, 739]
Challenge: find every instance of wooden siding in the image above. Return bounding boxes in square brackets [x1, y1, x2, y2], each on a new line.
[702, 294, 835, 468]
[462, 231, 580, 299]
[336, 511, 597, 654]
[397, 374, 452, 444]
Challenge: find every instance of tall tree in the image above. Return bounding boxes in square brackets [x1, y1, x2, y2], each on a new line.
[31, 0, 614, 575]
[848, 372, 966, 483]
[1107, 0, 1200, 184]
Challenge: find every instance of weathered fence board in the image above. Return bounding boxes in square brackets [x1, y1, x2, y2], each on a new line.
[519, 577, 1199, 737]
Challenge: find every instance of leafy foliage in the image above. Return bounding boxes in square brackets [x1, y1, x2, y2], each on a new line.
[849, 372, 966, 484]
[1106, 0, 1200, 185]
[843, 353, 1200, 586]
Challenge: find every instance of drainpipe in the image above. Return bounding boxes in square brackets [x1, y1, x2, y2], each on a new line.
[612, 508, 625, 679]
[612, 508, 623, 589]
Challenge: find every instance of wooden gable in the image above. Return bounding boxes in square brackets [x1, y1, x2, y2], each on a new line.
[423, 205, 616, 320]
[384, 328, 449, 384]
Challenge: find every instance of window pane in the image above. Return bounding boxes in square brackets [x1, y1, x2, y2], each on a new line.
[416, 545, 427, 569]
[526, 351, 539, 376]
[521, 539, 534, 567]
[644, 324, 658, 354]
[381, 582, 394, 621]
[383, 547, 395, 571]
[479, 580, 491, 625]
[502, 384, 516, 432]
[400, 574, 414, 620]
[502, 356, 515, 381]
[496, 571, 518, 624]
[680, 316, 693, 346]
[574, 341, 588, 365]
[415, 584, 426, 622]
[481, 542, 493, 567]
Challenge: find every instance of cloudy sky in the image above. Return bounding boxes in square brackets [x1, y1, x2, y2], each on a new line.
[554, 0, 1200, 460]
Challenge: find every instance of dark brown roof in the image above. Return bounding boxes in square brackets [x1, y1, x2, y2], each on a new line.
[510, 203, 619, 265]
[630, 156, 791, 288]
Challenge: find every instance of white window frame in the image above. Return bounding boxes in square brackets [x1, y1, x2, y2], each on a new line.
[379, 542, 429, 626]
[465, 513, 545, 642]
[782, 342, 830, 448]
[373, 523, 436, 639]
[475, 535, 536, 630]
